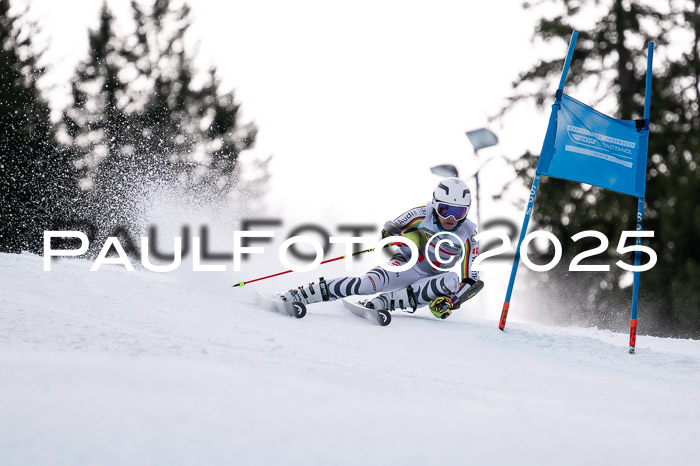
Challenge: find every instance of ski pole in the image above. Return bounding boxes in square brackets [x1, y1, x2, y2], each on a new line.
[232, 247, 376, 288]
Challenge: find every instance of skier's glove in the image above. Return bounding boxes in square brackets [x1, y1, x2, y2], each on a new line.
[429, 296, 454, 319]
[401, 227, 427, 250]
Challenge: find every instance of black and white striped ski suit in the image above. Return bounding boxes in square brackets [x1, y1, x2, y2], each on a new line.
[325, 253, 462, 307]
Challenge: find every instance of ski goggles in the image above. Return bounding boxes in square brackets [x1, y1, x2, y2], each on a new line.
[436, 202, 468, 221]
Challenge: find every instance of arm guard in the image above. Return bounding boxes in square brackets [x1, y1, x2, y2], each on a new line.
[381, 220, 401, 238]
[451, 278, 484, 309]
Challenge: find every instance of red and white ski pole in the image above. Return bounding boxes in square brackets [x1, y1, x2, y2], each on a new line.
[232, 247, 376, 288]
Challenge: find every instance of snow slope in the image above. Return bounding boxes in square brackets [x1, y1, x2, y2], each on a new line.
[1, 252, 699, 466]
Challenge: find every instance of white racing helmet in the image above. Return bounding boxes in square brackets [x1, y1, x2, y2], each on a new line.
[431, 177, 471, 221]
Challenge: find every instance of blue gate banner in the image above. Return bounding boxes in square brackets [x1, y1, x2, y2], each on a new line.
[536, 94, 649, 198]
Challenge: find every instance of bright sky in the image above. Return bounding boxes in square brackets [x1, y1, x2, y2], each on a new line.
[20, 0, 557, 228]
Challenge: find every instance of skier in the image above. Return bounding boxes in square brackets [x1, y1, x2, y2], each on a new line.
[280, 177, 483, 319]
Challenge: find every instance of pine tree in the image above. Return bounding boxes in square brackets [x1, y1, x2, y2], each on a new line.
[122, 0, 257, 193]
[62, 0, 259, 253]
[63, 3, 129, 187]
[648, 1, 700, 335]
[502, 0, 700, 337]
[0, 0, 77, 253]
[61, 2, 139, 251]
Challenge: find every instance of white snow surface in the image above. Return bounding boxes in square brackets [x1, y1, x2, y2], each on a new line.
[1, 252, 700, 466]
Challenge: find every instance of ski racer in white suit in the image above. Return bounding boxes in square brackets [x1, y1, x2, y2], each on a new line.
[281, 177, 484, 319]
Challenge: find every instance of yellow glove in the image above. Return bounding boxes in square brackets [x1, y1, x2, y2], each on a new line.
[429, 296, 454, 319]
[401, 227, 427, 250]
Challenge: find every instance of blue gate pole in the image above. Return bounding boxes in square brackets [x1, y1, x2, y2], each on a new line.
[499, 174, 540, 330]
[629, 42, 654, 353]
[499, 30, 578, 330]
[628, 197, 644, 353]
[644, 42, 654, 122]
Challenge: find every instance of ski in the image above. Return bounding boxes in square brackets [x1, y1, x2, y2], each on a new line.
[255, 292, 306, 319]
[341, 299, 391, 326]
